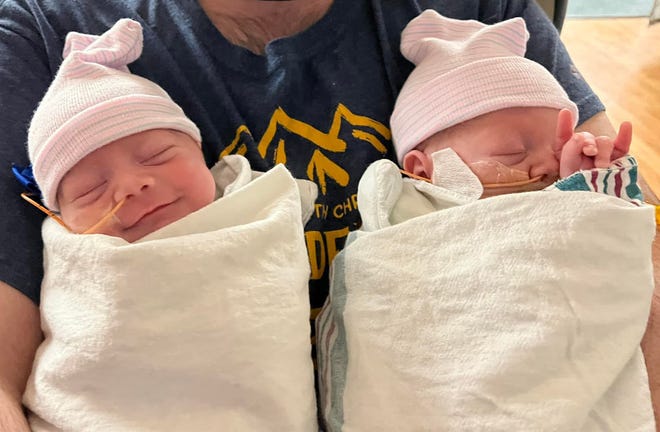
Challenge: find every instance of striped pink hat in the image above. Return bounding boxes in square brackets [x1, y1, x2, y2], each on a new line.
[391, 10, 578, 164]
[28, 18, 201, 211]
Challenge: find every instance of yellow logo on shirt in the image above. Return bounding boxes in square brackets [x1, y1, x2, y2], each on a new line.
[221, 103, 390, 194]
[221, 103, 391, 281]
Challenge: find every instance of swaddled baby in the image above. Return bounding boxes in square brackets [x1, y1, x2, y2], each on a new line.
[317, 11, 656, 432]
[22, 18, 318, 432]
[369, 10, 641, 229]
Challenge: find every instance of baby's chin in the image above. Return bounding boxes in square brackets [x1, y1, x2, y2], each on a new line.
[117, 221, 170, 243]
[480, 174, 559, 198]
[92, 222, 164, 243]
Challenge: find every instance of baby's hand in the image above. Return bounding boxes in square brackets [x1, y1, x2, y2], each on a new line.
[554, 109, 632, 178]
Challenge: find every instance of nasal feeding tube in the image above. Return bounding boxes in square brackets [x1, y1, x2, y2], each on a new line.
[401, 147, 545, 190]
[467, 160, 543, 189]
[81, 198, 127, 234]
[399, 157, 543, 189]
[21, 193, 127, 234]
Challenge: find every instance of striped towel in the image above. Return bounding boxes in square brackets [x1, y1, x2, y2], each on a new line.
[549, 155, 644, 205]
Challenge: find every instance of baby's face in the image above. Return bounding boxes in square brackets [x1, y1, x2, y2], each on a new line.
[56, 129, 216, 242]
[421, 107, 561, 195]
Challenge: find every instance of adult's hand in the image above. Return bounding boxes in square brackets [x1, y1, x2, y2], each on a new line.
[0, 281, 41, 431]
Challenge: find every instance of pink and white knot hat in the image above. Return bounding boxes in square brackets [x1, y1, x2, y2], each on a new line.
[390, 10, 579, 164]
[28, 18, 201, 210]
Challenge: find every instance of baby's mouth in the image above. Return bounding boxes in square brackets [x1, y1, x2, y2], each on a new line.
[126, 201, 175, 230]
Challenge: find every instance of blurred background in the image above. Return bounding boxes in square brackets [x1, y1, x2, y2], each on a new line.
[560, 0, 660, 197]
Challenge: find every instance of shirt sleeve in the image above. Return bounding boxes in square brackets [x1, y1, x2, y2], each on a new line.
[0, 1, 58, 304]
[504, 0, 606, 125]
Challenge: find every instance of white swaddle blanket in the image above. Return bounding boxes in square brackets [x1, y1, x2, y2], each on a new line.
[317, 159, 657, 431]
[24, 155, 319, 432]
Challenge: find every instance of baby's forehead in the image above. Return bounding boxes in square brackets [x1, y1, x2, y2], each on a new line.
[60, 129, 178, 177]
[417, 118, 481, 154]
[419, 106, 560, 152]
[88, 128, 193, 156]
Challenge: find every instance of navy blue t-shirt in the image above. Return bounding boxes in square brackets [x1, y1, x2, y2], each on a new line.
[0, 0, 604, 313]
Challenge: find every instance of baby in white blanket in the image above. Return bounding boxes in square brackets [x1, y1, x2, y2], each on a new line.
[21, 19, 318, 432]
[390, 10, 639, 208]
[317, 11, 656, 432]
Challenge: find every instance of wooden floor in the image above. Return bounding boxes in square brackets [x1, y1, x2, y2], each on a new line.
[561, 17, 660, 196]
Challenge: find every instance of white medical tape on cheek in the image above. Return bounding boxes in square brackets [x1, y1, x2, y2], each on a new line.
[430, 148, 483, 200]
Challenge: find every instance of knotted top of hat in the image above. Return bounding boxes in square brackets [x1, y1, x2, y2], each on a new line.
[390, 10, 578, 163]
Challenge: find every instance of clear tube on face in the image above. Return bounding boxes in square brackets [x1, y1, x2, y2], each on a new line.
[467, 160, 542, 189]
[80, 198, 126, 234]
[20, 192, 127, 235]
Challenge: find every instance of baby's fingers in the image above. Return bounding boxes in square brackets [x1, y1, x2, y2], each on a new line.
[560, 133, 590, 177]
[582, 142, 598, 157]
[593, 137, 614, 168]
[576, 132, 598, 158]
[612, 121, 633, 158]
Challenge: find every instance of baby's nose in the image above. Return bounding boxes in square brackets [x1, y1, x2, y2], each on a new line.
[113, 170, 155, 201]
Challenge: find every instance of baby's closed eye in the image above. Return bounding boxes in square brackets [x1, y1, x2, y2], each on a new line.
[140, 145, 176, 165]
[72, 180, 107, 205]
[490, 150, 527, 166]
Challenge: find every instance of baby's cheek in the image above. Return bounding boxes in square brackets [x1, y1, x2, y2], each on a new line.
[468, 160, 530, 185]
[58, 209, 83, 232]
[193, 169, 217, 209]
[59, 205, 112, 235]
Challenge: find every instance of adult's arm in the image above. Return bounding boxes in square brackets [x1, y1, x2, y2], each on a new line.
[638, 147, 660, 423]
[641, 221, 660, 425]
[0, 1, 53, 303]
[1, 4, 53, 425]
[0, 282, 41, 431]
[573, 111, 660, 423]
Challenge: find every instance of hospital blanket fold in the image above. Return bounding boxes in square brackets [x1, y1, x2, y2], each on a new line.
[23, 159, 319, 432]
[318, 187, 656, 431]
